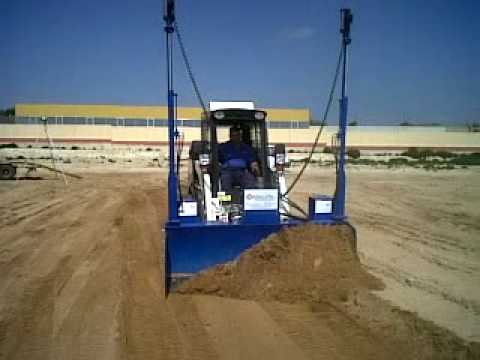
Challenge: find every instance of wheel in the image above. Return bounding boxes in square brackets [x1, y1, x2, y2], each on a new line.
[0, 164, 16, 180]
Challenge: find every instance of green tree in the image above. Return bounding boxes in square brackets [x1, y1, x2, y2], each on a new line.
[0, 107, 15, 116]
[466, 122, 480, 132]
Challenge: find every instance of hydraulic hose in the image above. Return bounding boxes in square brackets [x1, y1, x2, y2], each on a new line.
[284, 44, 344, 196]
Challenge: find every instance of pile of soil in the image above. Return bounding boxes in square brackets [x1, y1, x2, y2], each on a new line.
[177, 223, 480, 359]
[177, 224, 384, 303]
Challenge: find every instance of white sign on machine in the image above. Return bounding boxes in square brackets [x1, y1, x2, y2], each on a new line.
[244, 189, 278, 211]
[209, 101, 255, 111]
[178, 201, 198, 217]
[315, 199, 332, 214]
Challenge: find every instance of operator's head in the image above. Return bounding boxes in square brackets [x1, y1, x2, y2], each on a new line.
[229, 126, 242, 145]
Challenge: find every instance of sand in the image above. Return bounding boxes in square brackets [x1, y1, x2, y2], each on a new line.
[0, 165, 479, 359]
[177, 224, 383, 304]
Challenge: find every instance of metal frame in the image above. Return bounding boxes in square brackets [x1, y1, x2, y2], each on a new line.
[164, 5, 179, 225]
[163, 3, 354, 292]
[202, 109, 272, 196]
[333, 8, 353, 220]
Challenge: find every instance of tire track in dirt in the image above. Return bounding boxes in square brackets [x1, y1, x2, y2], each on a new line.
[191, 295, 309, 360]
[0, 255, 77, 359]
[355, 212, 469, 254]
[117, 183, 312, 360]
[1, 170, 479, 359]
[0, 176, 130, 359]
[0, 199, 63, 227]
[353, 209, 480, 313]
[49, 229, 124, 360]
[166, 295, 219, 360]
[346, 175, 480, 342]
[356, 210, 477, 271]
[358, 218, 475, 274]
[261, 300, 405, 360]
[0, 187, 110, 294]
[0, 184, 98, 247]
[365, 257, 480, 315]
[288, 169, 480, 345]
[115, 186, 189, 360]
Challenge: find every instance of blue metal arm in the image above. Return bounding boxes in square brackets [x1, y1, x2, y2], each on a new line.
[333, 8, 353, 220]
[165, 4, 178, 224]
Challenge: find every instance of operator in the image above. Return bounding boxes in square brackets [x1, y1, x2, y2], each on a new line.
[218, 126, 260, 191]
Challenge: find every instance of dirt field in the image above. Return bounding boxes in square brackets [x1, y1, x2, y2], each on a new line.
[290, 167, 480, 342]
[0, 166, 479, 359]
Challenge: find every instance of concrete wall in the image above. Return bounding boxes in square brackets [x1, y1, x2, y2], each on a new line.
[1, 124, 479, 150]
[344, 126, 480, 149]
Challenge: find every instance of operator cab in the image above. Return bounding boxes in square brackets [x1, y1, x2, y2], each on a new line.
[203, 107, 274, 195]
[189, 102, 275, 201]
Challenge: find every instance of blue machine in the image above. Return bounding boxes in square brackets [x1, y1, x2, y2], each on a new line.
[163, 3, 354, 291]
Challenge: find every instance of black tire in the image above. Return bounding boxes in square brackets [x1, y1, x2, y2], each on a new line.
[0, 164, 16, 180]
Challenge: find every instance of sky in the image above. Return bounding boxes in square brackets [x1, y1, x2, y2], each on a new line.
[1, 0, 479, 125]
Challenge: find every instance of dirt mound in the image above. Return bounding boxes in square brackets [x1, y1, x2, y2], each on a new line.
[177, 224, 384, 303]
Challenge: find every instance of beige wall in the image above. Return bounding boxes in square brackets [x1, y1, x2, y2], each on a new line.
[1, 124, 114, 141]
[1, 124, 479, 149]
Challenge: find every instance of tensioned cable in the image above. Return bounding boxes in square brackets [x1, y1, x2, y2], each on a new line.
[174, 22, 207, 113]
[279, 212, 309, 222]
[42, 118, 68, 185]
[284, 197, 309, 218]
[332, 134, 339, 175]
[284, 44, 344, 196]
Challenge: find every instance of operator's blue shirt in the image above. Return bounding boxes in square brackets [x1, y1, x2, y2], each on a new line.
[218, 141, 255, 169]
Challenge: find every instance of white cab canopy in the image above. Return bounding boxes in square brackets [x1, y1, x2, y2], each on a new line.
[209, 101, 255, 111]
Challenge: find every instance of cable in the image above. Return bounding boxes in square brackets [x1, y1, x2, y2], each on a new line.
[332, 134, 339, 174]
[174, 22, 207, 113]
[281, 195, 309, 218]
[175, 96, 185, 207]
[172, 21, 208, 210]
[176, 136, 184, 205]
[284, 44, 344, 196]
[279, 212, 309, 222]
[42, 118, 68, 185]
